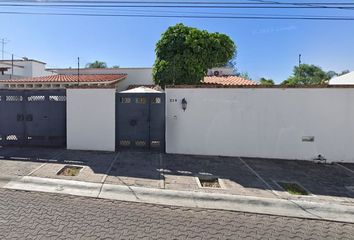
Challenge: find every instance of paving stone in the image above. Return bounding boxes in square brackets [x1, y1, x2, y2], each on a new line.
[1, 188, 353, 240]
[1, 147, 354, 205]
[243, 157, 354, 202]
[0, 147, 63, 160]
[162, 154, 276, 198]
[29, 150, 117, 183]
[105, 151, 162, 188]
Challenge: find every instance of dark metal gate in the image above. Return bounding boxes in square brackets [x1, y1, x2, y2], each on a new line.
[0, 89, 67, 147]
[116, 92, 165, 152]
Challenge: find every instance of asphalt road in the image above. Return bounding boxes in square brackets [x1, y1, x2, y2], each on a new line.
[0, 189, 353, 240]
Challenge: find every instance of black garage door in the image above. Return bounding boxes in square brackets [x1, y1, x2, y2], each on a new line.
[0, 89, 67, 147]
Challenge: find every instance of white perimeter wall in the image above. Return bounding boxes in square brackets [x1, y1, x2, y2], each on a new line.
[67, 89, 116, 151]
[166, 88, 354, 163]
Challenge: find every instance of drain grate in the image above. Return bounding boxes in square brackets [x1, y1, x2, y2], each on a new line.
[198, 176, 221, 188]
[278, 182, 308, 195]
[57, 165, 83, 176]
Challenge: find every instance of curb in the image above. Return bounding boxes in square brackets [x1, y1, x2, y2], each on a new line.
[4, 176, 354, 223]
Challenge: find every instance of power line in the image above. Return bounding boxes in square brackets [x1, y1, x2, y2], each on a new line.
[1, 1, 354, 4]
[58, 7, 348, 18]
[1, 3, 354, 9]
[0, 10, 353, 20]
[1, 1, 353, 20]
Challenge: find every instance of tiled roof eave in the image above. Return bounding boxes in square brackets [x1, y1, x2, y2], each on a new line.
[4, 79, 123, 84]
[0, 74, 127, 84]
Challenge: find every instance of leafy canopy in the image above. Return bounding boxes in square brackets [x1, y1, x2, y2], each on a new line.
[238, 72, 251, 80]
[153, 23, 236, 86]
[259, 78, 274, 85]
[86, 61, 107, 68]
[282, 64, 329, 85]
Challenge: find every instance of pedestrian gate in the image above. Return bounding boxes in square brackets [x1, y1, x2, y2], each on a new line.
[0, 89, 67, 147]
[116, 91, 165, 152]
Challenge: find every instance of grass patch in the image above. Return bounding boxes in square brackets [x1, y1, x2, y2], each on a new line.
[279, 182, 308, 195]
[198, 177, 221, 188]
[57, 165, 82, 176]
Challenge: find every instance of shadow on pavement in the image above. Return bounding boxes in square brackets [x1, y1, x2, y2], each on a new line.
[0, 146, 354, 200]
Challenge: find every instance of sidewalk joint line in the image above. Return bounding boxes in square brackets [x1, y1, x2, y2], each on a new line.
[159, 153, 165, 189]
[335, 162, 354, 175]
[97, 152, 141, 201]
[28, 163, 47, 176]
[100, 152, 120, 184]
[238, 157, 324, 220]
[238, 157, 279, 197]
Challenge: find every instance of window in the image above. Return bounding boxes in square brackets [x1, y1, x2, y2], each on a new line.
[135, 140, 146, 147]
[136, 97, 146, 104]
[119, 140, 131, 146]
[6, 96, 23, 102]
[151, 140, 160, 147]
[151, 97, 161, 104]
[27, 96, 45, 102]
[49, 96, 67, 102]
[120, 97, 131, 103]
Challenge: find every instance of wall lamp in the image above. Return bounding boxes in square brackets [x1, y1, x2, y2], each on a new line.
[181, 98, 187, 111]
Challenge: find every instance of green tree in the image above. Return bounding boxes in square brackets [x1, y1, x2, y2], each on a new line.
[326, 70, 338, 79]
[238, 72, 251, 80]
[259, 77, 274, 85]
[282, 64, 329, 85]
[85, 61, 107, 68]
[153, 23, 236, 86]
[326, 70, 350, 79]
[339, 70, 350, 76]
[112, 65, 120, 68]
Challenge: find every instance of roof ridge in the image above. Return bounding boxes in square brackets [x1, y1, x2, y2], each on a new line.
[58, 73, 127, 76]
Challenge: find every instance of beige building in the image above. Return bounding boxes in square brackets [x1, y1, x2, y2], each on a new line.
[0, 64, 257, 90]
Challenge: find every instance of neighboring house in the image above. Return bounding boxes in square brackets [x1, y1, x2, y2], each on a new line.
[204, 67, 258, 85]
[0, 74, 127, 89]
[203, 76, 257, 86]
[329, 71, 354, 85]
[0, 64, 257, 89]
[49, 67, 153, 91]
[0, 58, 56, 80]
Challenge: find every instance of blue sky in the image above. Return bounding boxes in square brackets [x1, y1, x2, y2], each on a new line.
[0, 1, 354, 83]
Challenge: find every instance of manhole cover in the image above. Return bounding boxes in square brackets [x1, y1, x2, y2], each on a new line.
[197, 176, 221, 188]
[57, 165, 83, 176]
[278, 182, 309, 195]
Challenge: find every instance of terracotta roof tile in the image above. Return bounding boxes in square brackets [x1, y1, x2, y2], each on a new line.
[0, 74, 127, 84]
[203, 76, 258, 86]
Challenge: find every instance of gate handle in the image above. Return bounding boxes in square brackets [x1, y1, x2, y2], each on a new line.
[130, 119, 137, 126]
[26, 114, 33, 122]
[17, 114, 24, 121]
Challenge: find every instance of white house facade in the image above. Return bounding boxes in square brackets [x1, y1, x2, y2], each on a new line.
[329, 71, 354, 85]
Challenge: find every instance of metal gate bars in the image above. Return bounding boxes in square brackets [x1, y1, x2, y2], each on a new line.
[0, 89, 67, 147]
[116, 92, 165, 152]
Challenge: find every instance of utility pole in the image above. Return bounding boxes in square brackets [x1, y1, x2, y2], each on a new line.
[77, 57, 80, 86]
[298, 54, 302, 67]
[11, 54, 13, 79]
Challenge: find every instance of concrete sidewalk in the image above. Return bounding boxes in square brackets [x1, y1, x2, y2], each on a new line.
[1, 147, 354, 223]
[4, 175, 354, 223]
